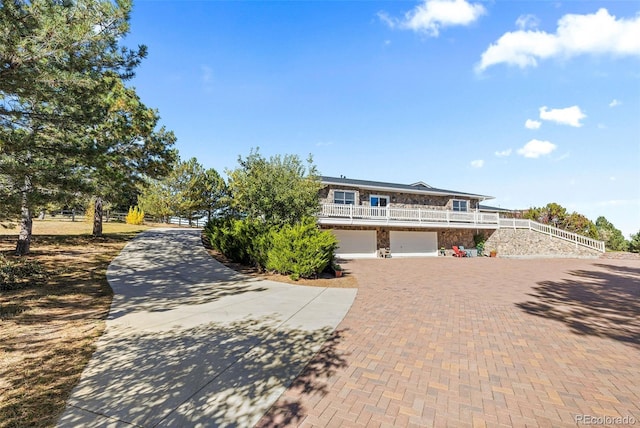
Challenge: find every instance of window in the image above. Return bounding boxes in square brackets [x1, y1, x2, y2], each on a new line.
[452, 199, 468, 212]
[334, 191, 355, 205]
[370, 195, 389, 207]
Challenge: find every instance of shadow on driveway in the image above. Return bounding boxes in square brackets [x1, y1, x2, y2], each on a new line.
[61, 316, 349, 427]
[517, 262, 640, 346]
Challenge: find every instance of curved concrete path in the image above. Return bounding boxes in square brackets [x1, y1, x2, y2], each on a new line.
[58, 228, 356, 427]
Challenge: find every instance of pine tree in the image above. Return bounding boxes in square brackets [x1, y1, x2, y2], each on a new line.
[0, 0, 174, 252]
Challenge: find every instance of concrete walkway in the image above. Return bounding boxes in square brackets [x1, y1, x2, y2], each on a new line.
[58, 228, 356, 427]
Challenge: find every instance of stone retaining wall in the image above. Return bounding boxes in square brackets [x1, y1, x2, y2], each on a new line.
[484, 228, 601, 258]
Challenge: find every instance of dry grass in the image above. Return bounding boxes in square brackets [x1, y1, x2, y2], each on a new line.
[0, 220, 149, 428]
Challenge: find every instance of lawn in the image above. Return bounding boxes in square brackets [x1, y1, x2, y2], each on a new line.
[0, 220, 149, 428]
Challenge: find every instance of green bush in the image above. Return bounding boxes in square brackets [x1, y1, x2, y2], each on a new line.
[265, 218, 337, 279]
[205, 216, 337, 278]
[205, 217, 268, 267]
[0, 254, 48, 291]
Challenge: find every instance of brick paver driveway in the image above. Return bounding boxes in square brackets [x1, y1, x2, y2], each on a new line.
[258, 257, 640, 427]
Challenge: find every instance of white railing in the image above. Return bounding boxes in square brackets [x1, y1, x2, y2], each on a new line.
[319, 203, 500, 226]
[499, 218, 605, 253]
[108, 212, 208, 227]
[319, 204, 605, 253]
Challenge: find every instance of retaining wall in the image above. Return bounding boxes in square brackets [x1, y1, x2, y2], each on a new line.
[484, 228, 601, 258]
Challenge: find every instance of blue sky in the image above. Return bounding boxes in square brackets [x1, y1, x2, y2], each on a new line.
[127, 0, 640, 237]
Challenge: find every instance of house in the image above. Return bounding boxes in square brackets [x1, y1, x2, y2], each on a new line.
[317, 176, 605, 258]
[317, 176, 499, 258]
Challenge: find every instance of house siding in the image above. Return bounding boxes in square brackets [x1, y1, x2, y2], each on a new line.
[319, 185, 480, 210]
[321, 184, 490, 256]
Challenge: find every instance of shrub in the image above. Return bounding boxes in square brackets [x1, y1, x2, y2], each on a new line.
[0, 254, 48, 291]
[265, 218, 337, 279]
[125, 206, 145, 225]
[205, 217, 268, 267]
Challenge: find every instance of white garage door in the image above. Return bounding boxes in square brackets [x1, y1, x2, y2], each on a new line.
[390, 231, 438, 257]
[332, 230, 377, 259]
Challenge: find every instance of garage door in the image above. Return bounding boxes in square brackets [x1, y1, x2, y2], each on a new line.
[331, 230, 377, 259]
[390, 231, 438, 257]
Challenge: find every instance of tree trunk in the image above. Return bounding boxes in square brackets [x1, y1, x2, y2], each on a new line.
[16, 184, 32, 256]
[93, 197, 103, 237]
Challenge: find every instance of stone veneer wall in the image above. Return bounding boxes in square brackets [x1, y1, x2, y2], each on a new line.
[484, 229, 601, 258]
[319, 185, 479, 210]
[322, 224, 601, 257]
[321, 225, 490, 251]
[438, 229, 490, 250]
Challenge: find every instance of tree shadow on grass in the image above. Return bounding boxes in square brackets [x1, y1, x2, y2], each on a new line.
[517, 262, 640, 347]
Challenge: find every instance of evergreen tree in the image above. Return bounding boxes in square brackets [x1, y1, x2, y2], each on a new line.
[85, 78, 177, 236]
[523, 203, 598, 239]
[0, 0, 173, 252]
[138, 158, 225, 224]
[595, 216, 629, 251]
[629, 231, 640, 253]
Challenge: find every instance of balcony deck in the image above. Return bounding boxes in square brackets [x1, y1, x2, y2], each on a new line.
[318, 203, 500, 229]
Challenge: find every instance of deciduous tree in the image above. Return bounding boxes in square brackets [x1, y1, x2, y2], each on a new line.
[226, 148, 321, 226]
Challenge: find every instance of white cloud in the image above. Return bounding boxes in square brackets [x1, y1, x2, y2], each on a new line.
[517, 139, 557, 158]
[525, 119, 542, 129]
[539, 105, 586, 127]
[495, 149, 512, 157]
[609, 99, 621, 107]
[470, 159, 484, 168]
[379, 0, 486, 36]
[516, 14, 540, 31]
[476, 8, 640, 72]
